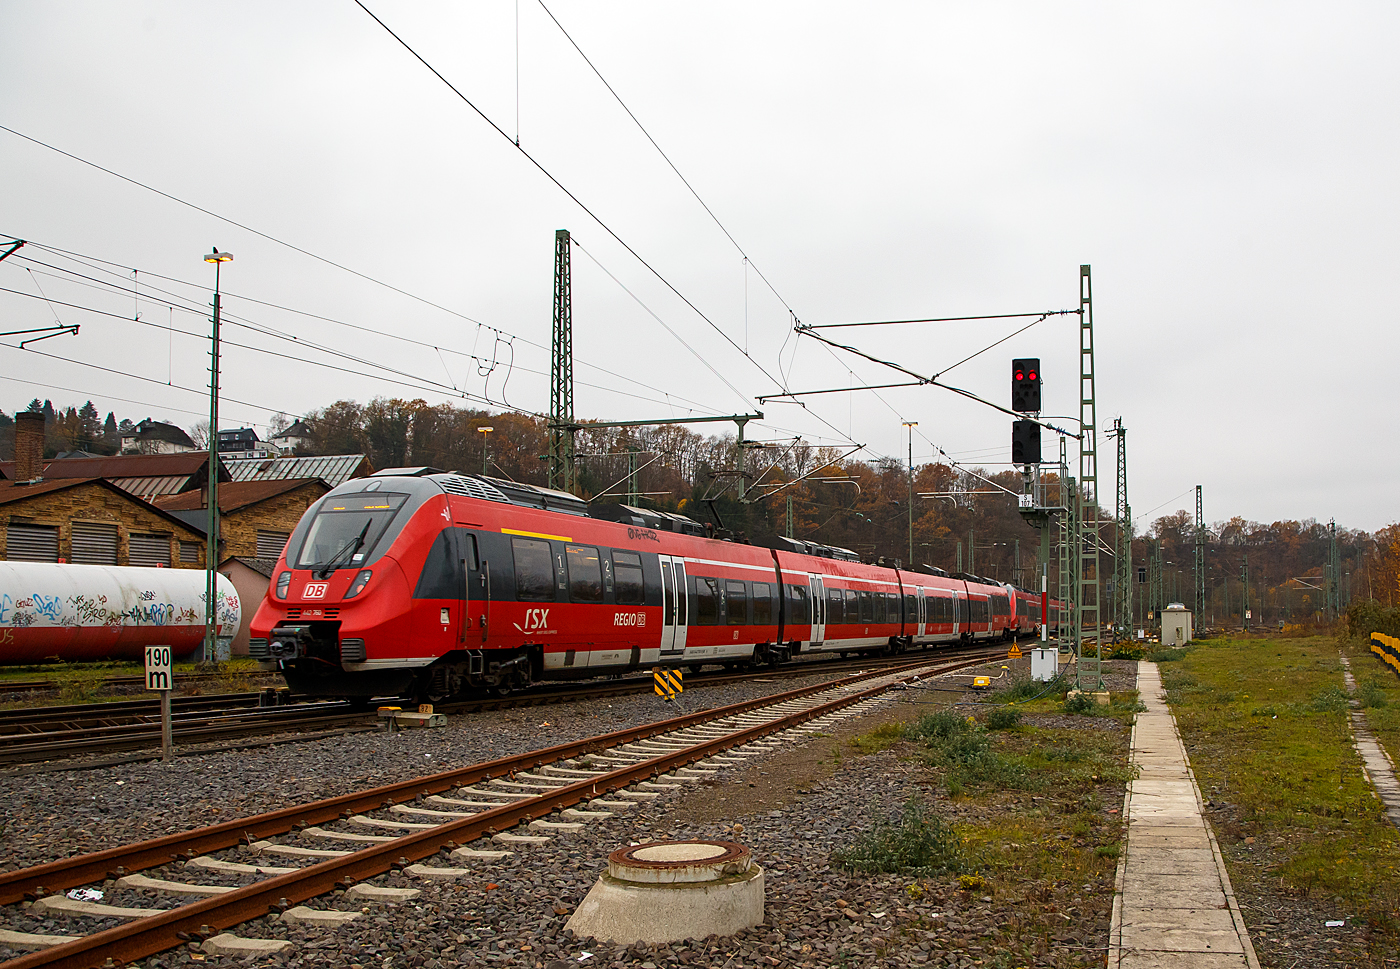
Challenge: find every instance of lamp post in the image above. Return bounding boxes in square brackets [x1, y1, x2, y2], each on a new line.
[202, 248, 232, 666]
[902, 421, 917, 566]
[478, 425, 494, 475]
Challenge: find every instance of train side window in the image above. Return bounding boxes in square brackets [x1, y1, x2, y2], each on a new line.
[788, 584, 809, 624]
[904, 593, 916, 623]
[853, 589, 867, 622]
[752, 582, 772, 625]
[845, 588, 859, 621]
[694, 576, 720, 625]
[612, 550, 645, 606]
[726, 580, 749, 625]
[512, 538, 555, 601]
[826, 586, 844, 624]
[566, 545, 604, 603]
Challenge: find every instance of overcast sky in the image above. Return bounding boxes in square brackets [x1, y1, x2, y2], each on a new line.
[2, 2, 1396, 532]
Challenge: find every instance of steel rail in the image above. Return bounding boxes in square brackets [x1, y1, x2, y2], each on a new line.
[4, 658, 968, 969]
[0, 660, 944, 908]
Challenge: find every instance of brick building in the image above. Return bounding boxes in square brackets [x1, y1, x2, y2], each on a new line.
[155, 478, 329, 560]
[0, 450, 228, 503]
[0, 412, 207, 566]
[0, 477, 206, 567]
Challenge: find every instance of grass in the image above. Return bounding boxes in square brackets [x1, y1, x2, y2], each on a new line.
[831, 796, 970, 875]
[1163, 634, 1400, 935]
[831, 698, 1134, 968]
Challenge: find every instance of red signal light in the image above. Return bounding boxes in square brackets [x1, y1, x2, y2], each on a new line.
[1028, 370, 1037, 381]
[1014, 369, 1024, 381]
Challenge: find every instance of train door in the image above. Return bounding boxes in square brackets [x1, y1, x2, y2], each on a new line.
[916, 587, 927, 638]
[457, 530, 484, 644]
[659, 555, 688, 662]
[809, 574, 826, 645]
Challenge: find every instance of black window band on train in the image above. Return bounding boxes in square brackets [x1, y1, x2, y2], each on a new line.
[694, 576, 721, 625]
[787, 584, 809, 624]
[612, 550, 645, 606]
[513, 538, 555, 602]
[752, 582, 773, 625]
[725, 580, 749, 626]
[566, 545, 604, 603]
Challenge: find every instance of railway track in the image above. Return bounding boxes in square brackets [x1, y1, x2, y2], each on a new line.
[0, 651, 1001, 967]
[0, 670, 266, 697]
[0, 644, 1014, 767]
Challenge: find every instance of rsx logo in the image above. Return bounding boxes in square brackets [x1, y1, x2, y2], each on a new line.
[515, 608, 550, 632]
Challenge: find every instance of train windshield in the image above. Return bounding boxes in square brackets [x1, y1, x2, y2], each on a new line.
[293, 493, 408, 571]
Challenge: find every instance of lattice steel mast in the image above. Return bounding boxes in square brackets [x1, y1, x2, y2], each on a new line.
[548, 229, 576, 493]
[1076, 265, 1103, 691]
[1110, 418, 1131, 638]
[1194, 485, 1206, 625]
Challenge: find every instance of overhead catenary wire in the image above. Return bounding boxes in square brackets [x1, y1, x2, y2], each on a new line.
[4, 235, 728, 420]
[351, 1, 791, 399]
[534, 0, 803, 329]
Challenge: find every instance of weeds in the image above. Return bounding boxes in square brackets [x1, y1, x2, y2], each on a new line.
[832, 796, 970, 876]
[906, 711, 1031, 793]
[984, 706, 1022, 731]
[1308, 687, 1351, 714]
[1357, 676, 1389, 709]
[54, 667, 107, 703]
[850, 721, 907, 755]
[989, 674, 1065, 705]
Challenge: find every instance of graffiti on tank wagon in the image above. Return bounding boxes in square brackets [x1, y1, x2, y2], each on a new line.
[0, 584, 232, 630]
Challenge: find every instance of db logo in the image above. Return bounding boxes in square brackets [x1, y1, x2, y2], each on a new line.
[304, 582, 329, 599]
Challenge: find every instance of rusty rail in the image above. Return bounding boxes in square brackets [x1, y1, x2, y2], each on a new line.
[2, 651, 1001, 968]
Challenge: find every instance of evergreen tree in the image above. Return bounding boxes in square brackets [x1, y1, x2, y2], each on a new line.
[102, 412, 119, 454]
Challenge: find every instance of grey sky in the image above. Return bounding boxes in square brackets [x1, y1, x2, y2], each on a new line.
[2, 2, 1396, 530]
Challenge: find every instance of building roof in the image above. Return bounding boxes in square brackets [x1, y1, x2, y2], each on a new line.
[0, 477, 205, 536]
[222, 454, 371, 488]
[221, 555, 280, 578]
[0, 451, 223, 481]
[125, 419, 196, 448]
[153, 477, 328, 514]
[271, 419, 313, 440]
[0, 452, 229, 502]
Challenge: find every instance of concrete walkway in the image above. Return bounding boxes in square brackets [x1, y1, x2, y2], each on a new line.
[1108, 662, 1260, 969]
[1339, 655, 1400, 828]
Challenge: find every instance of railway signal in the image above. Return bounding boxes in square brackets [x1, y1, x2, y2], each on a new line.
[1011, 357, 1041, 412]
[1011, 419, 1041, 465]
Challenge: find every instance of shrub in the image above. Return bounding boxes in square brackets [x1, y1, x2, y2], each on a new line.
[985, 706, 1022, 731]
[906, 710, 974, 743]
[990, 674, 1065, 705]
[1063, 691, 1095, 714]
[1347, 599, 1400, 640]
[832, 797, 969, 876]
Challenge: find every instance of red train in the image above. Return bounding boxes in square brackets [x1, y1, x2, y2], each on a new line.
[250, 470, 1063, 700]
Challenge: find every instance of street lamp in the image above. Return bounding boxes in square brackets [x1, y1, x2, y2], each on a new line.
[478, 425, 494, 475]
[902, 421, 917, 566]
[202, 247, 232, 666]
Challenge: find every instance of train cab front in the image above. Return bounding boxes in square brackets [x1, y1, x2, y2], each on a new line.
[252, 483, 421, 700]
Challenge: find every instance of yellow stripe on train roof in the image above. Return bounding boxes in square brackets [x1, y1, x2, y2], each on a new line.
[502, 527, 575, 542]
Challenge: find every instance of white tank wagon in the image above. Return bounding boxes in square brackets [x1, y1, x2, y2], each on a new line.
[0, 562, 240, 663]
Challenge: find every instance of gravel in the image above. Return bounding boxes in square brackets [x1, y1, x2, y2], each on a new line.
[1, 655, 1132, 967]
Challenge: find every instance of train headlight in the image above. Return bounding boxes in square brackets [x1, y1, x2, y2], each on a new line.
[345, 569, 373, 599]
[275, 571, 291, 599]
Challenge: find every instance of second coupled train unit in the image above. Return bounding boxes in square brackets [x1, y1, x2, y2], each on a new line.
[250, 470, 1062, 701]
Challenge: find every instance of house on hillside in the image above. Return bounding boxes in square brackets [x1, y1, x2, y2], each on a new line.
[121, 419, 197, 455]
[155, 477, 330, 560]
[268, 419, 314, 454]
[217, 427, 279, 459]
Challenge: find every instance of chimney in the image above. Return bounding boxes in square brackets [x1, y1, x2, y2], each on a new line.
[14, 411, 45, 483]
